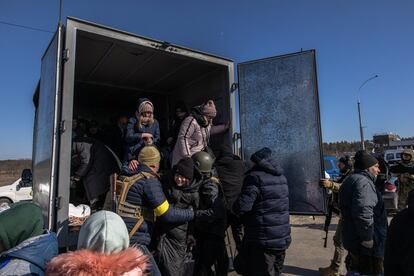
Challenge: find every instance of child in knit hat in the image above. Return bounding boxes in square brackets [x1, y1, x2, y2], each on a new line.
[154, 157, 200, 276]
[125, 97, 161, 170]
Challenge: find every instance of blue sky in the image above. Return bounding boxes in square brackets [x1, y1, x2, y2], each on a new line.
[1, 0, 413, 159]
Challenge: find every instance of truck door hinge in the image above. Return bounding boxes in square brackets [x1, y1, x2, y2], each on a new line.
[231, 83, 238, 93]
[55, 196, 62, 209]
[59, 120, 66, 134]
[63, 49, 69, 62]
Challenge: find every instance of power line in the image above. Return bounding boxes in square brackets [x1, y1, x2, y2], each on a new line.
[0, 20, 54, 34]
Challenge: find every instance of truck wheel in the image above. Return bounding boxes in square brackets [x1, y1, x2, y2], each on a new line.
[0, 198, 12, 208]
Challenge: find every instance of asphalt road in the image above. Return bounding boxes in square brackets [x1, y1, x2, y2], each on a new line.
[229, 215, 345, 276]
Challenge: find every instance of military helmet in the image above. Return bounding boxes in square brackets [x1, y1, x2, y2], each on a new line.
[192, 151, 215, 173]
[402, 149, 414, 158]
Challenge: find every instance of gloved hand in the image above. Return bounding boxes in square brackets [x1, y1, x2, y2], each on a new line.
[320, 179, 334, 189]
[360, 240, 374, 249]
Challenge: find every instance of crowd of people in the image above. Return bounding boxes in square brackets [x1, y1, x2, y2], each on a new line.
[319, 149, 414, 276]
[0, 97, 413, 276]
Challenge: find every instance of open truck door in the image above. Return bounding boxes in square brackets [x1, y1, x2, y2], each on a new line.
[32, 24, 64, 230]
[237, 50, 326, 215]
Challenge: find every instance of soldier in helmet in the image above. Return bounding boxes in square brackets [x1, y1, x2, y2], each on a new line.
[390, 149, 414, 210]
[192, 151, 229, 276]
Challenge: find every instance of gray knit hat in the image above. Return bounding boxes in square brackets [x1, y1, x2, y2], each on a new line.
[137, 98, 154, 114]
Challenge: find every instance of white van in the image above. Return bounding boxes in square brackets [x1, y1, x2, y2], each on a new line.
[0, 169, 33, 207]
[384, 149, 403, 164]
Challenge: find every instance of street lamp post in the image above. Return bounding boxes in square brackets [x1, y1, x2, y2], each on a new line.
[357, 75, 379, 150]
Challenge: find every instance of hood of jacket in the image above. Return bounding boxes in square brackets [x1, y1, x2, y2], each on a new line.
[1, 231, 58, 271]
[78, 211, 130, 254]
[250, 157, 283, 176]
[190, 105, 209, 127]
[46, 247, 148, 276]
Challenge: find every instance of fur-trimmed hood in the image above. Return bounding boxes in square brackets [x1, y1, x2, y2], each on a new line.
[46, 247, 148, 276]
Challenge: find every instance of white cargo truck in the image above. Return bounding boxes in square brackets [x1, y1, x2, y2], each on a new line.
[31, 17, 325, 248]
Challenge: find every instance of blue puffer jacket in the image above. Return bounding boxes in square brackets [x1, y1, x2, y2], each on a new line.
[339, 170, 388, 258]
[0, 231, 58, 276]
[125, 115, 160, 162]
[233, 157, 291, 250]
[121, 164, 194, 246]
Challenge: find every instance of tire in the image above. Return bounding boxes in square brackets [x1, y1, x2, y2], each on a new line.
[0, 198, 12, 208]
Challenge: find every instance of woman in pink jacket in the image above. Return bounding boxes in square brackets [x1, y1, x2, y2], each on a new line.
[171, 100, 228, 166]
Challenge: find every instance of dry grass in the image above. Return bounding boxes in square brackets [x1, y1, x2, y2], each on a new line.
[0, 159, 32, 186]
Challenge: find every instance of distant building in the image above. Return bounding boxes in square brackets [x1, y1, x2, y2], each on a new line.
[373, 133, 400, 150]
[388, 139, 414, 149]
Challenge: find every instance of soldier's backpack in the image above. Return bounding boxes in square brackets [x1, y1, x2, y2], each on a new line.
[116, 172, 156, 238]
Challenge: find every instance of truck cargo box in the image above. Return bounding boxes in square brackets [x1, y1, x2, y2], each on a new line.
[32, 17, 325, 247]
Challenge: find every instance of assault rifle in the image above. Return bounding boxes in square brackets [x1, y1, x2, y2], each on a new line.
[323, 193, 333, 248]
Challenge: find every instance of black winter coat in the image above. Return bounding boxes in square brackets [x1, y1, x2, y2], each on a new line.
[215, 154, 245, 212]
[155, 175, 201, 276]
[121, 165, 194, 246]
[71, 137, 119, 201]
[195, 175, 227, 238]
[102, 124, 126, 161]
[339, 170, 388, 258]
[384, 199, 414, 275]
[233, 157, 291, 250]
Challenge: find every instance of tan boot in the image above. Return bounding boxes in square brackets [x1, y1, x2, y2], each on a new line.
[318, 266, 340, 276]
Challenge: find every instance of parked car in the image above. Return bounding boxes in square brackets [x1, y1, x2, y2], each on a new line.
[324, 156, 340, 179]
[0, 169, 33, 207]
[384, 149, 403, 165]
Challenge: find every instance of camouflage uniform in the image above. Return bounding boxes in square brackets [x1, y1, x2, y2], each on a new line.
[319, 169, 352, 276]
[390, 149, 414, 210]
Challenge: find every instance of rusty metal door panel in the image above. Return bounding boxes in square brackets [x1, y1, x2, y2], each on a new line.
[238, 50, 325, 215]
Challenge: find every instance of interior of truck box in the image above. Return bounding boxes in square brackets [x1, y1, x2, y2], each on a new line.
[73, 30, 231, 144]
[68, 29, 232, 212]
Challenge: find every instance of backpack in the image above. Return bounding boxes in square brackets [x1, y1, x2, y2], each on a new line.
[116, 172, 156, 238]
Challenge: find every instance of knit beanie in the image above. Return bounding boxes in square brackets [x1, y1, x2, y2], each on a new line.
[0, 202, 44, 251]
[78, 211, 129, 254]
[137, 98, 154, 114]
[250, 147, 272, 164]
[354, 150, 378, 170]
[202, 100, 217, 118]
[173, 157, 194, 181]
[138, 146, 161, 166]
